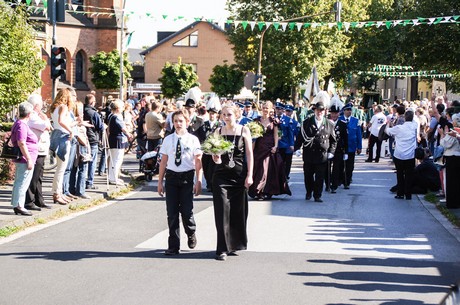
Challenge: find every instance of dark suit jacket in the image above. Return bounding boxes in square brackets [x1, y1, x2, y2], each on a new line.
[333, 119, 348, 155]
[295, 116, 337, 164]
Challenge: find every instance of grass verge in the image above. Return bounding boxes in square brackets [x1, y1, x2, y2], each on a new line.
[424, 192, 460, 227]
[0, 180, 141, 239]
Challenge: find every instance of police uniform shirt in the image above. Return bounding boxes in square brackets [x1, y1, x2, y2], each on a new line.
[160, 132, 202, 172]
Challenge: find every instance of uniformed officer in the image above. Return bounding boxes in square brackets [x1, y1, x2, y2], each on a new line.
[185, 99, 204, 135]
[294, 92, 337, 202]
[278, 104, 299, 180]
[339, 103, 362, 189]
[326, 104, 348, 193]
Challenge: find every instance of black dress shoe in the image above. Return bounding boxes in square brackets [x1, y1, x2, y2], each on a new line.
[13, 207, 32, 216]
[314, 198, 323, 203]
[325, 188, 331, 192]
[344, 185, 350, 190]
[188, 234, 197, 249]
[24, 204, 41, 211]
[164, 249, 179, 256]
[215, 253, 227, 261]
[40, 204, 52, 209]
[365, 159, 372, 163]
[394, 195, 404, 199]
[305, 194, 312, 200]
[330, 188, 337, 193]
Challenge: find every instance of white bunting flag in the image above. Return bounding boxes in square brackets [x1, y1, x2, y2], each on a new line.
[249, 21, 256, 31]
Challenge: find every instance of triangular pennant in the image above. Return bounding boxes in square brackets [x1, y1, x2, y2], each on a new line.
[257, 21, 265, 31]
[434, 17, 443, 24]
[296, 22, 303, 31]
[43, 0, 47, 8]
[146, 13, 151, 17]
[337, 22, 343, 31]
[288, 22, 295, 30]
[412, 19, 420, 26]
[358, 22, 366, 28]
[241, 21, 248, 30]
[453, 16, 460, 21]
[376, 21, 384, 28]
[328, 23, 335, 28]
[394, 20, 403, 26]
[72, 4, 78, 11]
[417, 17, 426, 23]
[249, 21, 256, 31]
[343, 22, 350, 31]
[194, 17, 202, 22]
[385, 21, 392, 29]
[234, 20, 240, 29]
[34, 0, 40, 5]
[311, 23, 318, 28]
[303, 23, 311, 28]
[226, 19, 233, 25]
[365, 21, 375, 27]
[265, 22, 272, 29]
[162, 15, 168, 19]
[428, 18, 436, 25]
[177, 16, 184, 19]
[350, 22, 358, 28]
[281, 22, 287, 31]
[444, 16, 452, 22]
[403, 20, 411, 26]
[26, 0, 32, 5]
[273, 22, 280, 30]
[207, 18, 214, 23]
[17, 0, 22, 3]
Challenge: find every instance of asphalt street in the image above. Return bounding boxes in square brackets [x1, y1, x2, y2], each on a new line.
[0, 154, 459, 305]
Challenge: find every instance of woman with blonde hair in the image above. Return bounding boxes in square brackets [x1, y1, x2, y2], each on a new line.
[212, 104, 253, 260]
[107, 99, 133, 185]
[49, 88, 76, 205]
[248, 101, 291, 199]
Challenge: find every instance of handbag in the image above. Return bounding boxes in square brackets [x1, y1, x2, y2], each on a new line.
[1, 136, 22, 160]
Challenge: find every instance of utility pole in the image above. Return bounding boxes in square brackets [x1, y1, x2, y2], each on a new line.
[119, 0, 127, 100]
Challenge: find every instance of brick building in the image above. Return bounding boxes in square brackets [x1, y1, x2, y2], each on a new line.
[140, 21, 235, 93]
[32, 0, 124, 104]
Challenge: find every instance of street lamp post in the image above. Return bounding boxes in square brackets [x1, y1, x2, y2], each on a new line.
[255, 1, 342, 103]
[119, 0, 127, 100]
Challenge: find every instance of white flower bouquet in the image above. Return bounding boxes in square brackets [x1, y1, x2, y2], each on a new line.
[201, 134, 234, 155]
[246, 121, 265, 139]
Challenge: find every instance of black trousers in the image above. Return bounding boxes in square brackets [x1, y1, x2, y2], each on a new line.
[279, 150, 293, 179]
[25, 155, 45, 207]
[329, 153, 344, 190]
[367, 134, 383, 162]
[445, 156, 460, 209]
[343, 152, 356, 187]
[164, 170, 196, 250]
[394, 157, 415, 198]
[147, 138, 162, 152]
[304, 161, 327, 199]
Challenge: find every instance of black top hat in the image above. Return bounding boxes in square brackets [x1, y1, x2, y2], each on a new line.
[185, 99, 196, 108]
[312, 101, 325, 110]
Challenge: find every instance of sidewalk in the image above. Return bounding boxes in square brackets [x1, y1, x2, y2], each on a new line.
[0, 152, 142, 231]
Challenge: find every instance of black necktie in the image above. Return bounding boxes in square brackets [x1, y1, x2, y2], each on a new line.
[175, 137, 181, 166]
[346, 118, 349, 124]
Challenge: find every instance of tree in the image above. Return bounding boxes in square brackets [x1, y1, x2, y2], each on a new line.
[226, 0, 371, 100]
[0, 3, 46, 116]
[209, 63, 244, 97]
[159, 57, 200, 98]
[89, 49, 132, 90]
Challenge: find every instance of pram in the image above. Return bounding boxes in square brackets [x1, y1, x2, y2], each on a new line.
[140, 145, 161, 181]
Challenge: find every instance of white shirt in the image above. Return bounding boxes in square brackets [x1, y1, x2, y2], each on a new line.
[28, 111, 51, 156]
[386, 121, 418, 160]
[160, 131, 202, 172]
[369, 112, 387, 137]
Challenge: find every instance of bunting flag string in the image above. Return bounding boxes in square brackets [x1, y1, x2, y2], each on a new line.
[359, 71, 452, 78]
[7, 1, 460, 32]
[372, 65, 414, 72]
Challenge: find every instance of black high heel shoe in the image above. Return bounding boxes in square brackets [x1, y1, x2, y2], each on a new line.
[13, 207, 32, 216]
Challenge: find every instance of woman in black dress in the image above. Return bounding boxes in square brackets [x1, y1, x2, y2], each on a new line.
[212, 105, 253, 261]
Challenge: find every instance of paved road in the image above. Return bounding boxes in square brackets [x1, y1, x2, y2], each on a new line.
[0, 154, 459, 305]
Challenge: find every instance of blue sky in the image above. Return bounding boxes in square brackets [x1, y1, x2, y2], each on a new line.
[125, 0, 229, 49]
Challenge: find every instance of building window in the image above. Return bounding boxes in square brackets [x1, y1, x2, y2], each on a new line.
[75, 51, 84, 82]
[173, 31, 198, 47]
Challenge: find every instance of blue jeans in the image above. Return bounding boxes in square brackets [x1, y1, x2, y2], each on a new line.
[11, 162, 35, 208]
[70, 145, 89, 196]
[63, 138, 77, 195]
[86, 143, 99, 187]
[98, 147, 106, 174]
